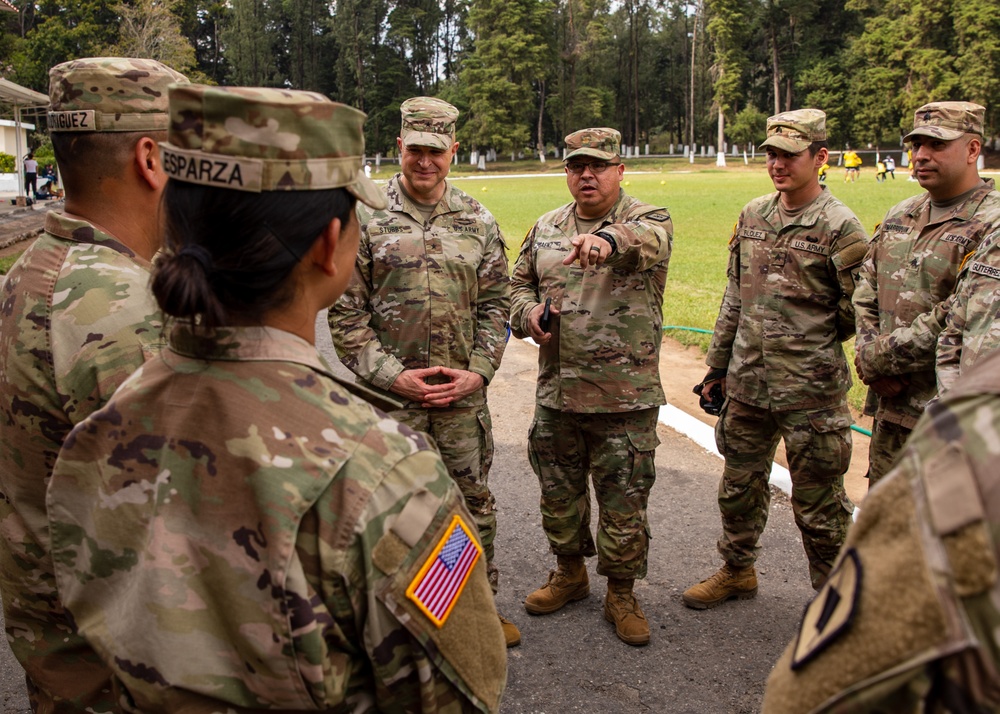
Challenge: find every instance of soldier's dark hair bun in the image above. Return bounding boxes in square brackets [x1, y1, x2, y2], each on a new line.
[153, 182, 355, 337]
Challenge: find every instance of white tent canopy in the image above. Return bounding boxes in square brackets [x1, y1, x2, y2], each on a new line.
[0, 77, 48, 199]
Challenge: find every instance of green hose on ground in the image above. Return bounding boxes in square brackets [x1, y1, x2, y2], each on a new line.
[662, 325, 873, 437]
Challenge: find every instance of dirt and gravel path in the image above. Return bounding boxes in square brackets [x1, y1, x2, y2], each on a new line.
[0, 201, 57, 258]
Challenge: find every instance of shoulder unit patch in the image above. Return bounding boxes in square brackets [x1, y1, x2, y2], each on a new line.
[791, 548, 863, 670]
[407, 514, 481, 627]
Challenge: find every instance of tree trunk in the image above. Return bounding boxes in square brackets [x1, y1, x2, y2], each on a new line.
[689, 1, 700, 153]
[352, 9, 365, 111]
[632, 1, 640, 147]
[537, 78, 546, 161]
[770, 23, 780, 115]
[716, 93, 726, 167]
[717, 105, 725, 151]
[784, 16, 795, 111]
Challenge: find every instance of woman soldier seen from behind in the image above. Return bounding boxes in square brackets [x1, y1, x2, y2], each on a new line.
[47, 85, 507, 714]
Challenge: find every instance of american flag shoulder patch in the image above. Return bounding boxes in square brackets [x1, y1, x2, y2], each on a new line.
[406, 514, 481, 627]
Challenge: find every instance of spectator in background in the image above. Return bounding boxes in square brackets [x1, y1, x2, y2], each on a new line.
[843, 149, 861, 182]
[22, 152, 37, 198]
[884, 155, 895, 179]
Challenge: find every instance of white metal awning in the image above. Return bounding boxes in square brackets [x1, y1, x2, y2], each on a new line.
[0, 78, 48, 107]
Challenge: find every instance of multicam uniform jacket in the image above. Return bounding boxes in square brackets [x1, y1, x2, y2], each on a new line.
[0, 211, 162, 709]
[48, 325, 507, 714]
[329, 175, 510, 407]
[763, 348, 1000, 714]
[936, 227, 1000, 393]
[854, 179, 1000, 428]
[706, 187, 869, 411]
[509, 190, 672, 413]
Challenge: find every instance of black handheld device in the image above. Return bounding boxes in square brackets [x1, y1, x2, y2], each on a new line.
[540, 297, 552, 332]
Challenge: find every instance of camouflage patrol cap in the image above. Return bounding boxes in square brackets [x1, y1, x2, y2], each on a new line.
[564, 127, 621, 161]
[400, 97, 458, 150]
[759, 109, 826, 153]
[48, 57, 189, 133]
[903, 101, 985, 142]
[161, 84, 385, 208]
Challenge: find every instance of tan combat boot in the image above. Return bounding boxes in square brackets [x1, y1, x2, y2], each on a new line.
[499, 614, 521, 647]
[681, 563, 758, 610]
[604, 578, 649, 646]
[524, 555, 589, 614]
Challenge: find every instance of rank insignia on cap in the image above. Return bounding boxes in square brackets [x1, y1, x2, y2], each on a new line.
[791, 548, 862, 670]
[407, 514, 481, 627]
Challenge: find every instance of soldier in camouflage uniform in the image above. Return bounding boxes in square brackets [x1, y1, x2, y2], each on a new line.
[327, 97, 519, 646]
[854, 102, 1000, 485]
[509, 127, 672, 646]
[0, 57, 189, 713]
[683, 110, 868, 608]
[48, 84, 507, 713]
[936, 227, 1000, 393]
[764, 347, 1000, 714]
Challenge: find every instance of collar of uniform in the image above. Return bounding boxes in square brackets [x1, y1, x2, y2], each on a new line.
[557, 188, 629, 232]
[941, 178, 995, 223]
[762, 185, 831, 230]
[43, 210, 143, 264]
[168, 323, 334, 375]
[386, 173, 464, 220]
[902, 177, 996, 223]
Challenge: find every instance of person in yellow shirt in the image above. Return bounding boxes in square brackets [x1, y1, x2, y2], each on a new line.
[843, 150, 861, 182]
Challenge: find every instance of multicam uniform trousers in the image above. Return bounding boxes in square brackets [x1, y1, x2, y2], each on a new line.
[528, 405, 659, 580]
[715, 398, 854, 590]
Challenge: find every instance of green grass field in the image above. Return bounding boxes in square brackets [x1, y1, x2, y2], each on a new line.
[451, 165, 925, 410]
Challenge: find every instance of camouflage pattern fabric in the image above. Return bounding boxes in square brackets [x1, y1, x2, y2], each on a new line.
[854, 179, 1000, 480]
[390, 404, 500, 591]
[936, 228, 1000, 393]
[865, 419, 911, 487]
[714, 399, 854, 589]
[763, 348, 1000, 714]
[163, 84, 384, 205]
[0, 212, 163, 713]
[563, 127, 621, 161]
[903, 101, 986, 142]
[48, 56, 187, 133]
[48, 324, 507, 713]
[527, 405, 660, 579]
[759, 108, 827, 154]
[329, 174, 509, 406]
[706, 186, 869, 411]
[400, 96, 458, 150]
[509, 190, 672, 412]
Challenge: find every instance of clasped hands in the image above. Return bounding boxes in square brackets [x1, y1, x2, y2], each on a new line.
[390, 367, 484, 407]
[853, 353, 910, 398]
